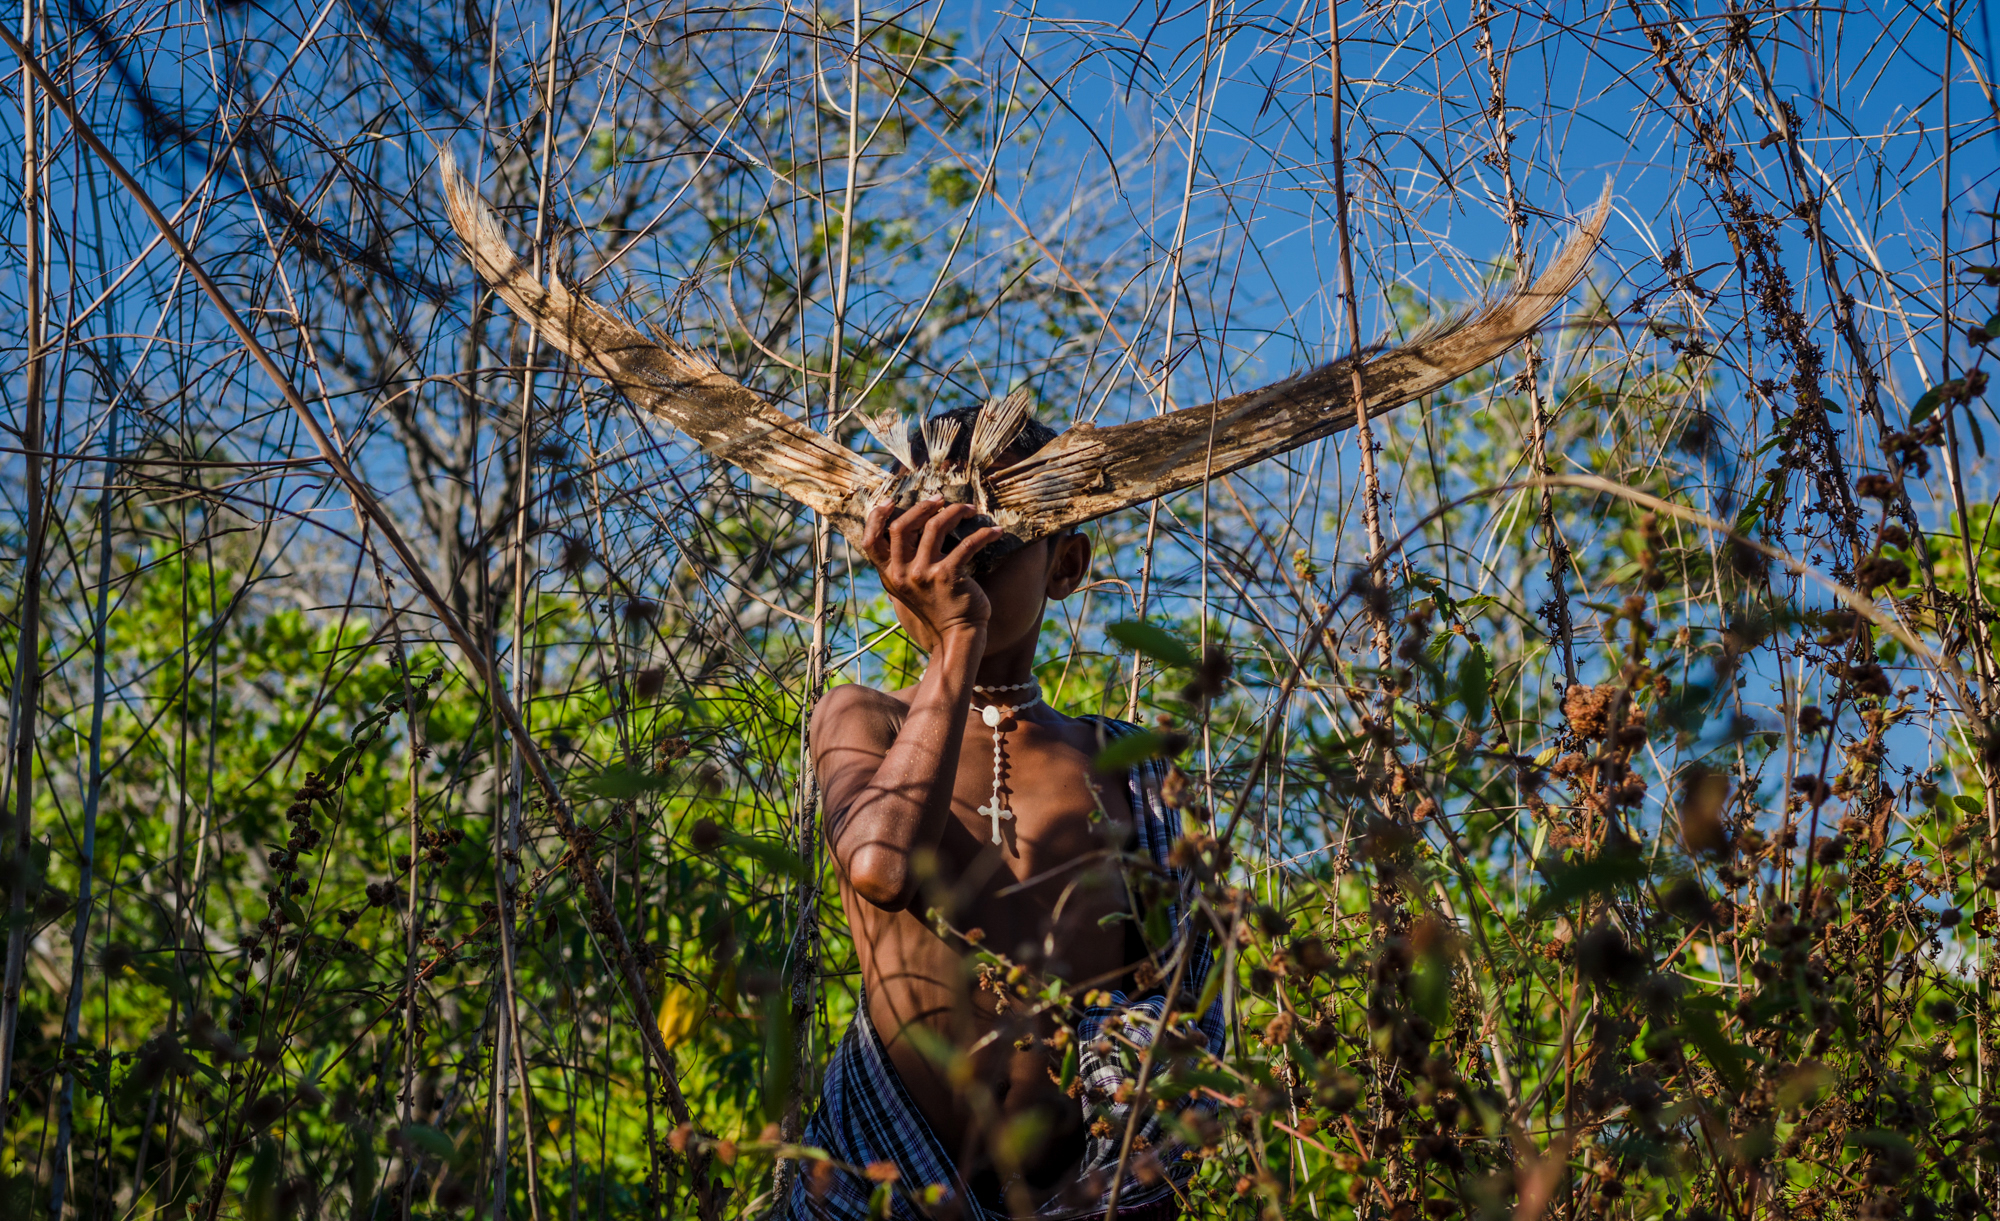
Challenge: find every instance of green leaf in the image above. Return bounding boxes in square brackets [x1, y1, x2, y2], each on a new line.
[1456, 644, 1491, 722]
[1093, 730, 1165, 772]
[1678, 1005, 1745, 1090]
[348, 1126, 379, 1221]
[1106, 620, 1196, 669]
[726, 833, 808, 880]
[1984, 310, 2000, 336]
[1192, 956, 1226, 1019]
[761, 994, 796, 1124]
[927, 164, 979, 208]
[136, 961, 194, 1005]
[322, 744, 359, 786]
[1530, 851, 1650, 918]
[277, 896, 310, 929]
[244, 1138, 280, 1221]
[1973, 415, 1988, 458]
[1058, 1041, 1079, 1092]
[1848, 1128, 1917, 1165]
[1910, 387, 1942, 426]
[399, 1122, 457, 1161]
[1157, 1068, 1237, 1100]
[1411, 952, 1451, 1028]
[581, 763, 671, 800]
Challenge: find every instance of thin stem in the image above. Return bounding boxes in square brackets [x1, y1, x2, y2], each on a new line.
[49, 402, 114, 1221]
[0, 3, 49, 1139]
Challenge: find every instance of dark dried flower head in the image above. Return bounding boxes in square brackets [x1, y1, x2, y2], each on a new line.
[1288, 935, 1333, 976]
[621, 598, 661, 629]
[1679, 764, 1731, 857]
[1575, 922, 1646, 986]
[244, 1092, 288, 1130]
[1728, 537, 1769, 579]
[1854, 473, 1896, 501]
[1347, 571, 1390, 621]
[1181, 644, 1233, 703]
[558, 534, 594, 576]
[1563, 684, 1614, 741]
[1854, 554, 1910, 593]
[688, 818, 723, 853]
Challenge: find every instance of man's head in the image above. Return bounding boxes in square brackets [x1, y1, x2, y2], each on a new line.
[886, 400, 1090, 656]
[899, 400, 1062, 579]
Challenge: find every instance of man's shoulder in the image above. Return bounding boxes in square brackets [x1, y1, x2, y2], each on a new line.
[1058, 711, 1145, 741]
[810, 681, 909, 737]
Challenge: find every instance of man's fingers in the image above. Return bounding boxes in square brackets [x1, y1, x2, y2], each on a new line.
[861, 501, 896, 566]
[943, 525, 1004, 573]
[916, 503, 977, 566]
[887, 499, 941, 566]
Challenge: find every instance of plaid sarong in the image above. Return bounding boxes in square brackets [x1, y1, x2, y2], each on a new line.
[790, 717, 1225, 1220]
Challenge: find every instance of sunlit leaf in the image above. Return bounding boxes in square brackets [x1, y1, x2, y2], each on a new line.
[1106, 620, 1196, 669]
[1093, 730, 1165, 771]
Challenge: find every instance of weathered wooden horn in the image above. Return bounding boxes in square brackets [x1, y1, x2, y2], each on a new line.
[443, 154, 1608, 557]
[983, 181, 1613, 541]
[440, 152, 887, 539]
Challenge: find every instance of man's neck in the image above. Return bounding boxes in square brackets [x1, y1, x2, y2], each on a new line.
[968, 629, 1039, 695]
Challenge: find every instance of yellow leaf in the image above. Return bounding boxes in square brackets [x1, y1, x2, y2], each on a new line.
[657, 982, 706, 1050]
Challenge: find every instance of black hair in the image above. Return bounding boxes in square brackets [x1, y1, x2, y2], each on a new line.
[906, 401, 1061, 467]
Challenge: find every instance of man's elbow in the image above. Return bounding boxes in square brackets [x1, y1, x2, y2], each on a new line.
[847, 846, 916, 911]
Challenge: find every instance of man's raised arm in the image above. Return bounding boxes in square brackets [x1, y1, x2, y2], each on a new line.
[812, 500, 999, 911]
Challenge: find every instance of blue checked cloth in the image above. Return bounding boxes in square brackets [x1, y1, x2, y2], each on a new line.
[789, 717, 1224, 1220]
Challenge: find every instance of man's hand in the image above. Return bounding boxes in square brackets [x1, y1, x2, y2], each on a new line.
[863, 499, 1003, 641]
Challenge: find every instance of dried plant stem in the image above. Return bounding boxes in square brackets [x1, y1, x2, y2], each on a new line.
[1478, 0, 1575, 686]
[1937, 5, 2000, 1193]
[1326, 14, 1406, 1210]
[774, 2, 863, 1202]
[0, 3, 47, 1139]
[1127, 0, 1218, 720]
[1327, 7, 1390, 670]
[492, 6, 566, 1217]
[48, 399, 115, 1221]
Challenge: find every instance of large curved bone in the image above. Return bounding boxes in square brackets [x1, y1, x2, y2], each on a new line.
[444, 155, 1607, 555]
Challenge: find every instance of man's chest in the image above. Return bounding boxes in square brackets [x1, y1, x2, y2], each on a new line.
[939, 721, 1133, 885]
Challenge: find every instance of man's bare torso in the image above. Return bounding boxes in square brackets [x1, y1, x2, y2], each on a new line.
[821, 684, 1140, 1194]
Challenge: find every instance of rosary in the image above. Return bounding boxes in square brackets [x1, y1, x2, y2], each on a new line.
[972, 680, 1041, 845]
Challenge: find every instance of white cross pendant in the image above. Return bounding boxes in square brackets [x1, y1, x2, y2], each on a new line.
[978, 796, 1013, 845]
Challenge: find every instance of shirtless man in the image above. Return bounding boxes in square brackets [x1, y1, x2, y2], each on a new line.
[794, 413, 1214, 1220]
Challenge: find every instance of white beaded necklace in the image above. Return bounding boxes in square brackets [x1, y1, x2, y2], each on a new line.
[971, 682, 1041, 845]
